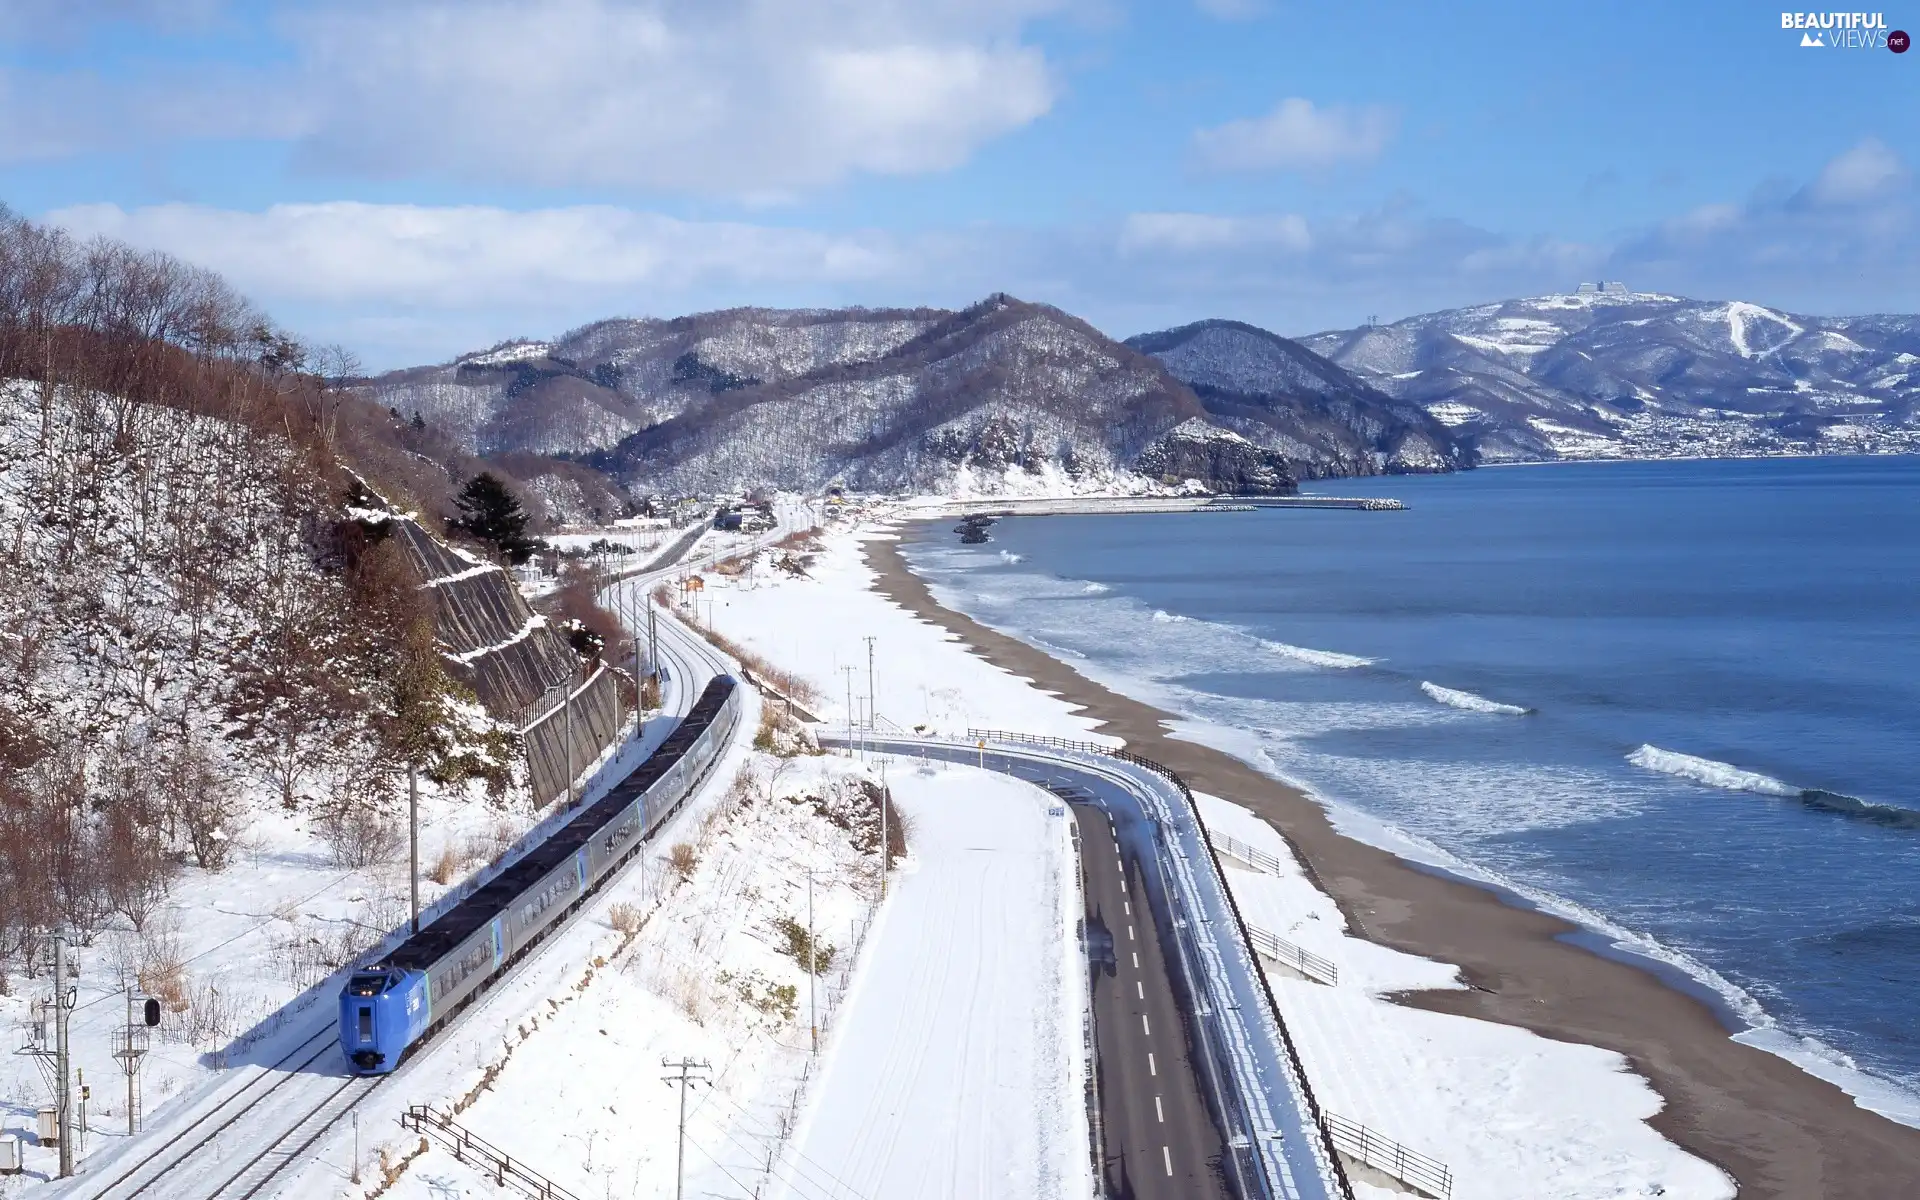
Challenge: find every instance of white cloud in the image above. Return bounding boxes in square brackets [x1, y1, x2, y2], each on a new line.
[1192, 0, 1266, 19]
[4, 0, 1063, 196]
[41, 140, 1920, 368]
[1119, 212, 1310, 253]
[1805, 137, 1906, 205]
[1191, 97, 1397, 174]
[46, 201, 911, 308]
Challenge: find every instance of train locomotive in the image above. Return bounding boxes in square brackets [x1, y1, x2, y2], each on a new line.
[339, 676, 740, 1074]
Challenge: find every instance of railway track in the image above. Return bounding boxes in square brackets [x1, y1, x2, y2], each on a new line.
[64, 602, 744, 1200]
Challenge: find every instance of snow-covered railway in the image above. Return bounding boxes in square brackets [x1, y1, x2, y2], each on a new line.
[62, 611, 742, 1200]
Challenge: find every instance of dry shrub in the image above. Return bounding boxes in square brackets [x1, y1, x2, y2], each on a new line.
[664, 965, 712, 1026]
[753, 707, 818, 758]
[184, 980, 238, 1046]
[316, 804, 402, 868]
[668, 843, 699, 882]
[608, 902, 643, 935]
[427, 842, 466, 885]
[467, 818, 519, 866]
[138, 920, 190, 1013]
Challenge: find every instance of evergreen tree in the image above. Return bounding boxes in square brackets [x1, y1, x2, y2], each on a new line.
[450, 473, 541, 564]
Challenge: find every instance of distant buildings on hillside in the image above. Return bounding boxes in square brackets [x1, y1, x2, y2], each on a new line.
[1575, 281, 1631, 296]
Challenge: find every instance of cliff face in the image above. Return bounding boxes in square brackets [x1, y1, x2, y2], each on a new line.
[1125, 319, 1472, 477]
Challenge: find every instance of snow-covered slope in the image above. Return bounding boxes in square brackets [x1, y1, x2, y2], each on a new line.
[360, 306, 947, 460]
[1299, 292, 1920, 461]
[362, 297, 1304, 496]
[589, 294, 1295, 496]
[1126, 319, 1472, 477]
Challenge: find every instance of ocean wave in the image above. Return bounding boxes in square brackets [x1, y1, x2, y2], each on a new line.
[1799, 790, 1920, 830]
[1628, 746, 1920, 829]
[1420, 681, 1531, 715]
[1151, 609, 1190, 623]
[1627, 745, 1799, 796]
[1082, 581, 1111, 594]
[1259, 639, 1377, 669]
[997, 550, 1023, 564]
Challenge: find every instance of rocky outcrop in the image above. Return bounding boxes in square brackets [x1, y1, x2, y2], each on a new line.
[1135, 419, 1297, 494]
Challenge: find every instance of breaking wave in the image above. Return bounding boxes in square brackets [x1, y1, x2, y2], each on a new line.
[1629, 746, 1920, 829]
[1628, 745, 1798, 796]
[1151, 609, 1190, 623]
[1420, 681, 1531, 715]
[998, 551, 1024, 564]
[1259, 639, 1377, 669]
[1082, 581, 1111, 594]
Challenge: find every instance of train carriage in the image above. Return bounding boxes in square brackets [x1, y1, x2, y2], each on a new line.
[338, 676, 740, 1074]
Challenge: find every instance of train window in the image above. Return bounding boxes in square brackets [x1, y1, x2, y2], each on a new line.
[348, 973, 386, 997]
[357, 1006, 373, 1041]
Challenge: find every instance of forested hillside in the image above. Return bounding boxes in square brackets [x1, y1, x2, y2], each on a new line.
[0, 209, 524, 975]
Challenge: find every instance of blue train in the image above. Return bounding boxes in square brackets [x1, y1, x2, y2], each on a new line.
[339, 676, 741, 1074]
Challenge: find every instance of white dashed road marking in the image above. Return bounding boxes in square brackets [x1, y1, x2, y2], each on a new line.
[1155, 1095, 1164, 1123]
[1148, 1053, 1157, 1076]
[1142, 1013, 1151, 1036]
[1163, 1147, 1173, 1176]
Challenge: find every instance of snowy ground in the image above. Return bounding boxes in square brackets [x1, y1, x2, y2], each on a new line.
[776, 763, 1091, 1200]
[0, 762, 565, 1184]
[357, 748, 902, 1200]
[702, 522, 1736, 1200]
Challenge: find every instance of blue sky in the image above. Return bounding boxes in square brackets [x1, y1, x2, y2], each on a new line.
[3, 1, 1914, 367]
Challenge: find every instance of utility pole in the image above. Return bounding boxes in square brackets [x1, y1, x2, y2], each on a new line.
[661, 1057, 711, 1200]
[641, 583, 656, 733]
[54, 935, 72, 1178]
[806, 864, 814, 1052]
[563, 674, 575, 809]
[864, 636, 876, 732]
[841, 667, 857, 761]
[408, 762, 420, 933]
[879, 759, 889, 901]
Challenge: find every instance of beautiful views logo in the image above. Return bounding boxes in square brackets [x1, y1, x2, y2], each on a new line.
[1780, 11, 1906, 49]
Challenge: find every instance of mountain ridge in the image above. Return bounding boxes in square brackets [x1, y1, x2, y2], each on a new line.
[357, 288, 1920, 502]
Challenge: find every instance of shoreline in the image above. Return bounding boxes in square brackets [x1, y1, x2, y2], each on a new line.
[864, 528, 1920, 1199]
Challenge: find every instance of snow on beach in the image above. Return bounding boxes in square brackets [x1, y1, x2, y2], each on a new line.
[1202, 797, 1732, 1200]
[702, 518, 1735, 1200]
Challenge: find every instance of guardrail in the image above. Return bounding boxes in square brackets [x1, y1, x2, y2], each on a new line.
[401, 1105, 582, 1200]
[959, 728, 1355, 1200]
[1212, 830, 1288, 876]
[1322, 1112, 1452, 1199]
[1245, 923, 1339, 987]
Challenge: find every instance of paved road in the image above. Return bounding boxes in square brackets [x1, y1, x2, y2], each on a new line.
[1066, 789, 1235, 1200]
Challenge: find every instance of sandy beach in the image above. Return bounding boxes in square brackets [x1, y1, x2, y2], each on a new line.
[866, 530, 1920, 1200]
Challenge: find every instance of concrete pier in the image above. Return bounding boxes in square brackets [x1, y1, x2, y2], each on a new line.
[919, 494, 1406, 518]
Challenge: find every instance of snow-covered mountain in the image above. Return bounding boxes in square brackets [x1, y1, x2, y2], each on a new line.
[1124, 319, 1472, 476]
[1296, 289, 1920, 461]
[361, 296, 1453, 495]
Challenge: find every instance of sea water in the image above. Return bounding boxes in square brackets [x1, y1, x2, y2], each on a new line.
[900, 456, 1920, 1119]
